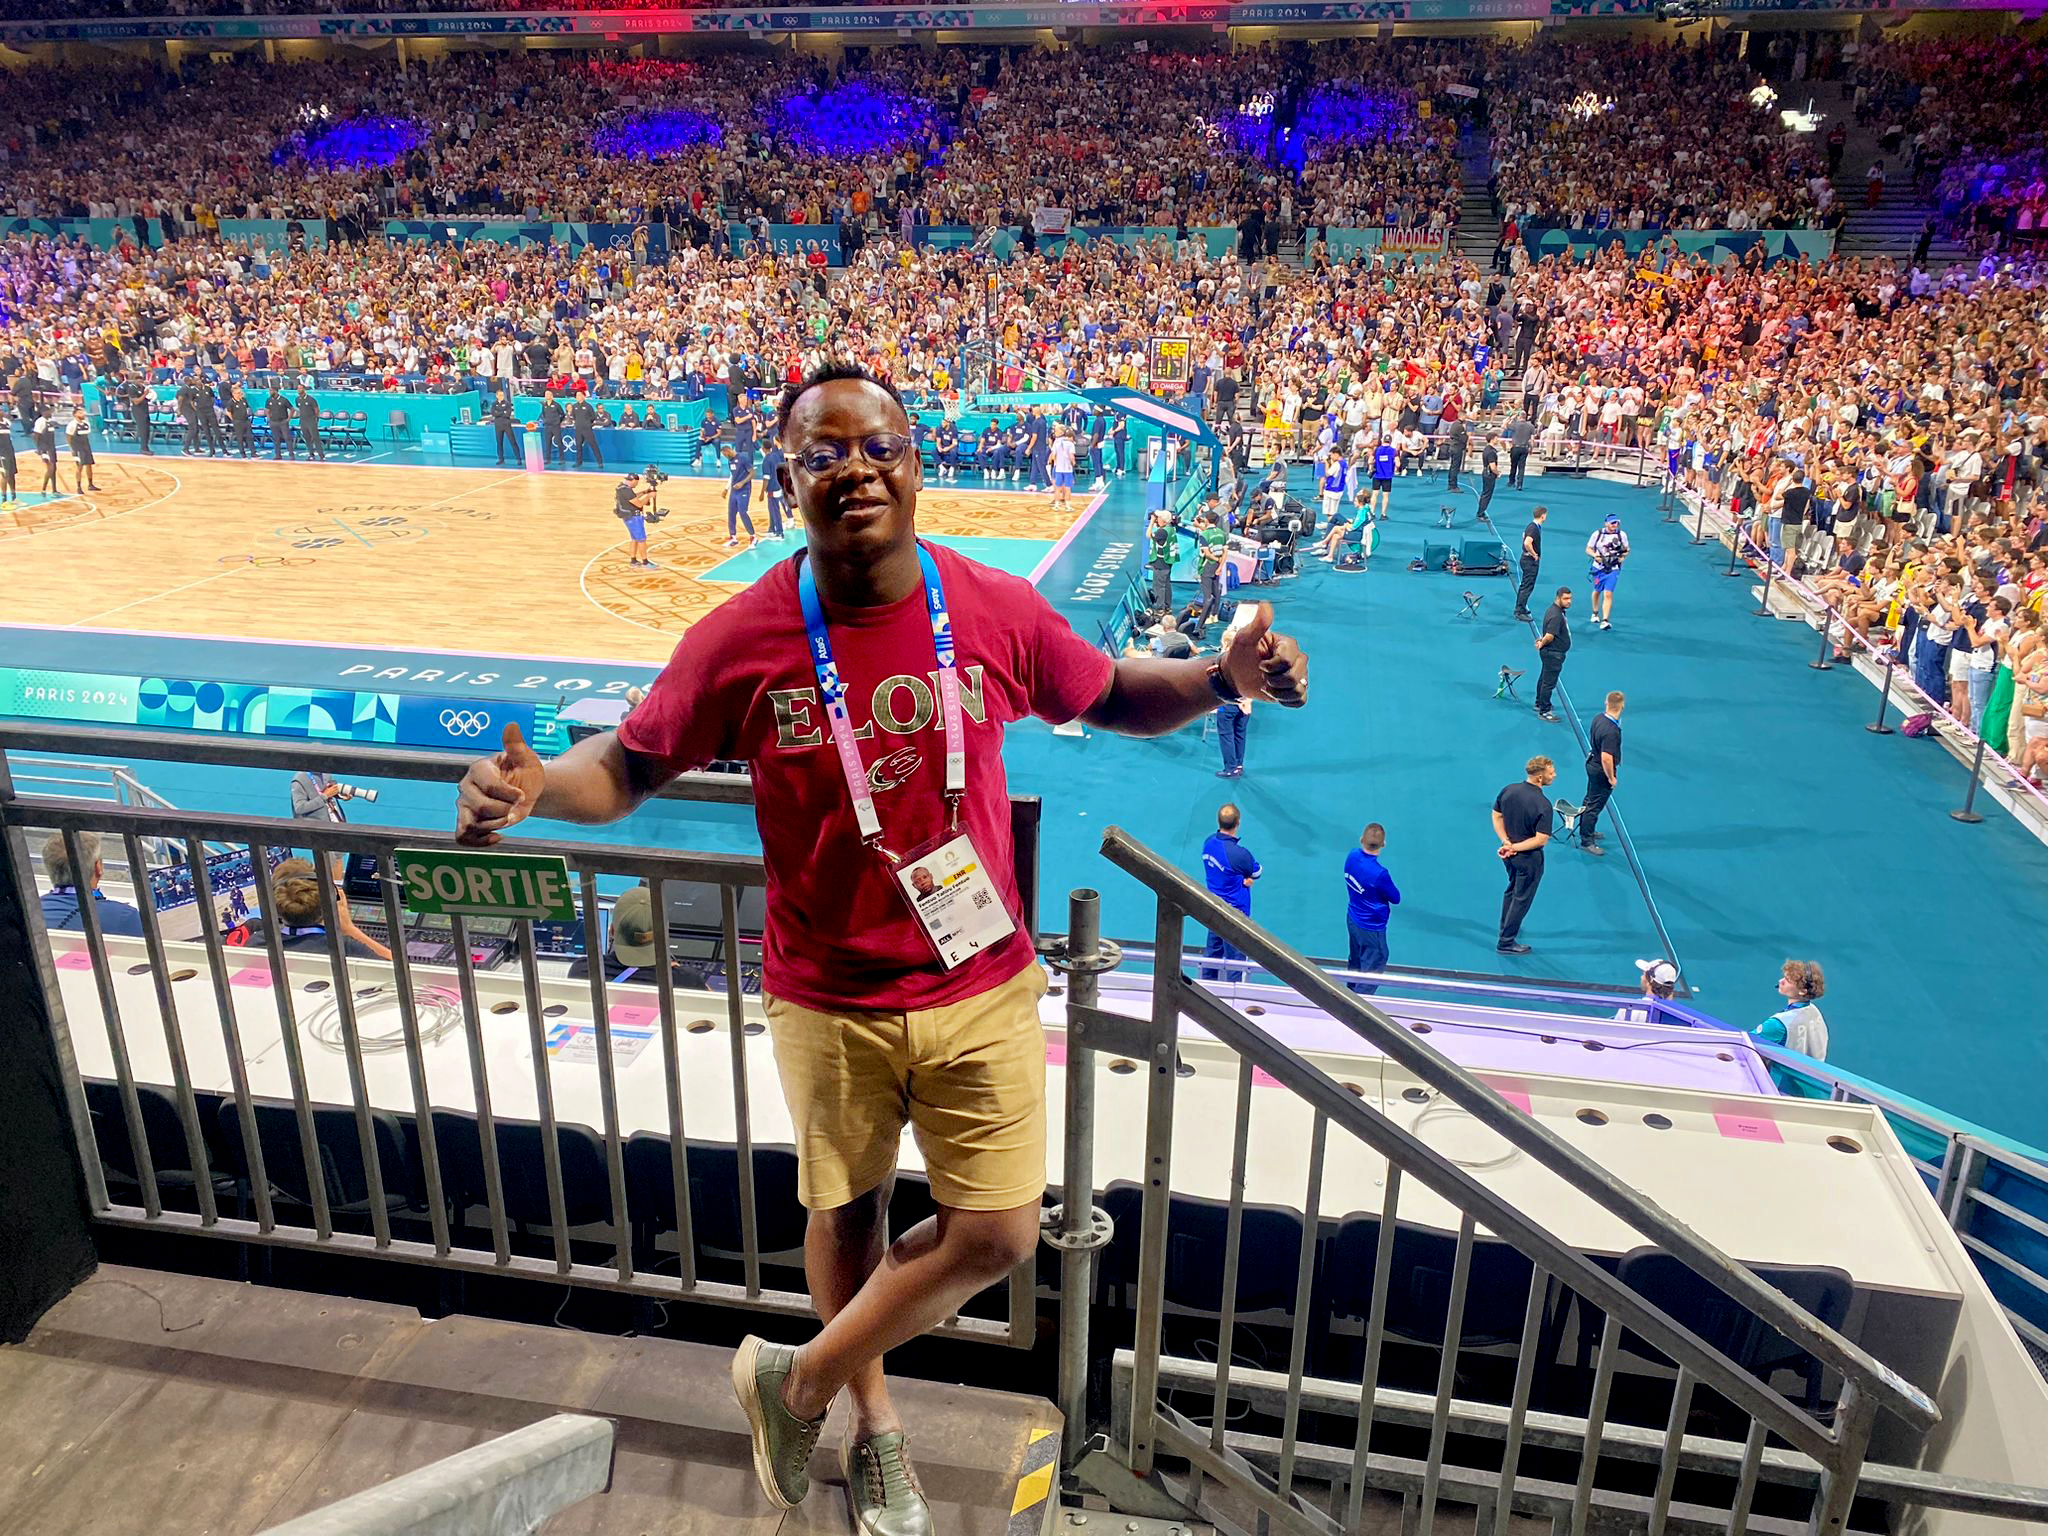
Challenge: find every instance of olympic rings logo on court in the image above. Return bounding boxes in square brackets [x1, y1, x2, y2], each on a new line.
[439, 709, 494, 737]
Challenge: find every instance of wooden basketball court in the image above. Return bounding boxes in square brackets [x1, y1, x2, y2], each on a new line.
[0, 457, 1084, 668]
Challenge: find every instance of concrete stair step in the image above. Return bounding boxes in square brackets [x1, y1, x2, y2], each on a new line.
[0, 1266, 1061, 1536]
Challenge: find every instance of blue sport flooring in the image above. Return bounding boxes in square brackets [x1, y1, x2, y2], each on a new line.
[700, 533, 1049, 585]
[8, 446, 2047, 1149]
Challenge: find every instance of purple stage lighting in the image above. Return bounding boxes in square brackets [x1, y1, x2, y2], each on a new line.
[274, 113, 427, 171]
[1294, 83, 1413, 159]
[593, 108, 726, 160]
[771, 81, 935, 158]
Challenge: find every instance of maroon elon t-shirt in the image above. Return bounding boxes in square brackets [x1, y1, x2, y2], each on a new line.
[619, 542, 1115, 1011]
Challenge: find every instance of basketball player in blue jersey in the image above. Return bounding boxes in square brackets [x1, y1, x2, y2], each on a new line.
[725, 443, 757, 549]
[1005, 417, 1030, 482]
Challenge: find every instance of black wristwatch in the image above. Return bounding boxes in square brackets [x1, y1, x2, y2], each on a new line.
[1207, 662, 1242, 702]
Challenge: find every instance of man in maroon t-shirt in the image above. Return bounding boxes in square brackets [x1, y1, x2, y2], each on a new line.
[455, 362, 1307, 1534]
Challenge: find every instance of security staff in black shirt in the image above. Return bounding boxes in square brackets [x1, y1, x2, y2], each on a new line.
[266, 386, 295, 458]
[1533, 586, 1572, 720]
[1477, 434, 1501, 518]
[1444, 417, 1469, 490]
[540, 392, 566, 466]
[177, 376, 204, 454]
[296, 387, 326, 460]
[1580, 691, 1624, 856]
[1514, 505, 1547, 619]
[226, 384, 255, 458]
[571, 394, 602, 468]
[1505, 415, 1535, 489]
[1491, 755, 1557, 954]
[489, 390, 519, 465]
[127, 378, 154, 455]
[0, 412, 16, 505]
[196, 378, 225, 456]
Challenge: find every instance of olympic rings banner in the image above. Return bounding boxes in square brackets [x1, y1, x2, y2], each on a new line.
[0, 668, 563, 756]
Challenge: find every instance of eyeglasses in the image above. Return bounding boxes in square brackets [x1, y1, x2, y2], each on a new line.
[791, 432, 911, 477]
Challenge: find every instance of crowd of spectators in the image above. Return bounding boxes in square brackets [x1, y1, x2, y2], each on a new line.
[3, 38, 2047, 766]
[1486, 36, 1837, 233]
[1849, 37, 2048, 252]
[0, 36, 1823, 241]
[0, 0, 735, 19]
[0, 44, 1466, 235]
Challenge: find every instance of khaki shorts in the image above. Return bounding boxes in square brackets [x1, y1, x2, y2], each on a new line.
[763, 962, 1049, 1213]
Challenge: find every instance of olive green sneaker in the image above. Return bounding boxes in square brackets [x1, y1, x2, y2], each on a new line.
[730, 1335, 829, 1509]
[843, 1428, 933, 1536]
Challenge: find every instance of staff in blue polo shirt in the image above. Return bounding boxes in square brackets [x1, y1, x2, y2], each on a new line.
[1370, 436, 1398, 520]
[1341, 823, 1400, 993]
[1200, 802, 1261, 980]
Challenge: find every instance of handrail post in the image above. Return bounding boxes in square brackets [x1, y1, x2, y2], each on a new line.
[1950, 732, 1989, 824]
[1809, 1380, 1879, 1536]
[1044, 888, 1120, 1479]
[1126, 900, 1186, 1480]
[1867, 654, 1898, 734]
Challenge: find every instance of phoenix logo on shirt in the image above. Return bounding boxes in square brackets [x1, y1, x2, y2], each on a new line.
[866, 747, 923, 792]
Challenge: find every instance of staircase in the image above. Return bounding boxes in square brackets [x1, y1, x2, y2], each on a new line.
[1796, 79, 1969, 270]
[1838, 179, 1969, 268]
[1456, 127, 1500, 266]
[2, 1266, 1060, 1535]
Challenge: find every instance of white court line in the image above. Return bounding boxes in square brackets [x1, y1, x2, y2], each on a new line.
[2, 461, 183, 540]
[577, 537, 692, 643]
[74, 565, 245, 626]
[1028, 489, 1110, 586]
[65, 471, 526, 629]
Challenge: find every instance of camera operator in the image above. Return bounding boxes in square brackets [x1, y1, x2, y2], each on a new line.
[616, 469, 659, 570]
[1146, 506, 1179, 613]
[290, 769, 375, 880]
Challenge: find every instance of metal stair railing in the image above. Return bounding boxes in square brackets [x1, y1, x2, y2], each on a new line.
[12, 753, 218, 862]
[1052, 826, 1951, 1536]
[0, 726, 1041, 1348]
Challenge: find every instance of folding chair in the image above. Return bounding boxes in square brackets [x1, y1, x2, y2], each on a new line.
[1458, 590, 1484, 620]
[1551, 797, 1583, 846]
[1436, 504, 1457, 529]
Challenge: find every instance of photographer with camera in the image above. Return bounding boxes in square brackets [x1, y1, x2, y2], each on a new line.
[1584, 513, 1630, 631]
[290, 769, 377, 879]
[615, 469, 660, 570]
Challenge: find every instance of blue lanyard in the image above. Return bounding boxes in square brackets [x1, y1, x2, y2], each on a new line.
[798, 542, 964, 857]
